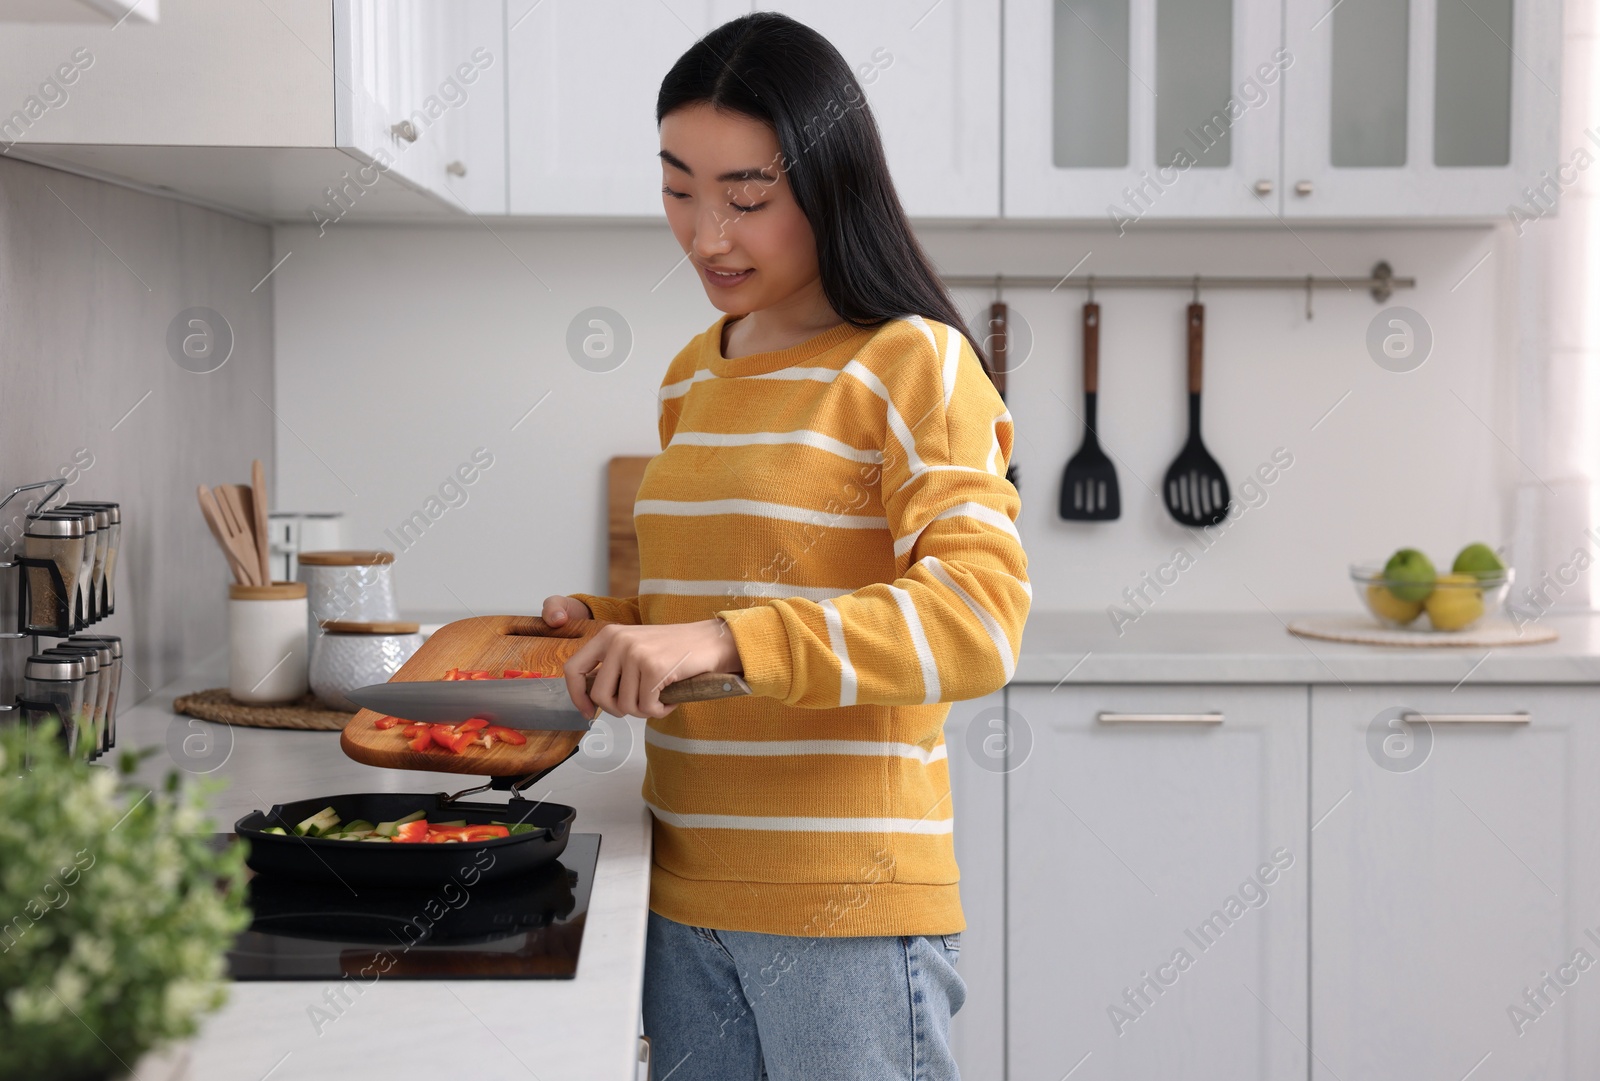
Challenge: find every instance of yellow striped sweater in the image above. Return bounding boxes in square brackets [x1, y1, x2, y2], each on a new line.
[570, 312, 1030, 937]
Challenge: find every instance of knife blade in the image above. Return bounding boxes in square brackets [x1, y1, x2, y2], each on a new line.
[345, 670, 752, 731]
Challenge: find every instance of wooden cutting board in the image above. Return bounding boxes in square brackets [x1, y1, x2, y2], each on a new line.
[608, 455, 653, 595]
[339, 614, 605, 778]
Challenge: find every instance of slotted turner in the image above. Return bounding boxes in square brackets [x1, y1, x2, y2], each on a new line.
[1059, 301, 1120, 520]
[1162, 303, 1231, 527]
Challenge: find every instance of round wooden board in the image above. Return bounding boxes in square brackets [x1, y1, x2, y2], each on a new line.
[339, 614, 601, 778]
[1287, 616, 1557, 648]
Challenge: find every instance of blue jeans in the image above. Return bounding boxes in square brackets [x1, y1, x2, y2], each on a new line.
[643, 910, 966, 1081]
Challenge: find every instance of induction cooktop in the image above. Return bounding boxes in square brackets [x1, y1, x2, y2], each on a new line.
[215, 833, 600, 981]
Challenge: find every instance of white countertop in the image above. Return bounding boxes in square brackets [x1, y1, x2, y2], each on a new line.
[1012, 610, 1600, 684]
[118, 655, 650, 1081]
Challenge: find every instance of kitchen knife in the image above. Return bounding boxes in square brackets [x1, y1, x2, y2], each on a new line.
[345, 670, 752, 731]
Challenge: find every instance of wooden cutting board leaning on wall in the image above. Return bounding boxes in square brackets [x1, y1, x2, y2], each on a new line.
[608, 455, 652, 595]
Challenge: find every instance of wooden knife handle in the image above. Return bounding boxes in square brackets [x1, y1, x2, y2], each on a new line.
[583, 669, 752, 704]
[1083, 301, 1100, 394]
[1186, 303, 1204, 394]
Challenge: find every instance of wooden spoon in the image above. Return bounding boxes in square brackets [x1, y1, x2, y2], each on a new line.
[251, 459, 271, 585]
[197, 485, 257, 586]
[216, 484, 259, 581]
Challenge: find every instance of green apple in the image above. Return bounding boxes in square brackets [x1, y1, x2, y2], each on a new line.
[1452, 542, 1506, 580]
[1383, 547, 1437, 603]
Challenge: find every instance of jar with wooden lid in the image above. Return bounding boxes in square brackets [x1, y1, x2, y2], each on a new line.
[22, 513, 86, 633]
[229, 581, 309, 703]
[296, 549, 399, 639]
[309, 619, 423, 711]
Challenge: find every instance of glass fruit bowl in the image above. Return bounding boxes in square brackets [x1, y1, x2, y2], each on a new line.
[1350, 563, 1514, 632]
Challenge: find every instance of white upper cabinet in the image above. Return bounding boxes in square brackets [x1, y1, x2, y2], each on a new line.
[1281, 0, 1561, 217]
[1004, 0, 1286, 220]
[756, 1, 1001, 218]
[506, 0, 750, 217]
[335, 0, 507, 214]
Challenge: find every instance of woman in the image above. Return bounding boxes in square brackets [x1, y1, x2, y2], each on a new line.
[541, 12, 1030, 1079]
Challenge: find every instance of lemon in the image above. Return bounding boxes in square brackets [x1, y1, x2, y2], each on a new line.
[1424, 573, 1485, 631]
[1366, 583, 1423, 625]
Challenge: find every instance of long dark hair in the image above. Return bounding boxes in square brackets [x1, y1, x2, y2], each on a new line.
[657, 12, 990, 372]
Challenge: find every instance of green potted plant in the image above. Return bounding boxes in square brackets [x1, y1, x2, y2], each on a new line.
[0, 720, 250, 1081]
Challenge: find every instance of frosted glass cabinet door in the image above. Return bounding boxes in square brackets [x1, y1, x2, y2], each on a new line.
[1004, 0, 1285, 221]
[756, 1, 1001, 218]
[1310, 686, 1600, 1080]
[1006, 685, 1308, 1081]
[507, 0, 751, 215]
[1281, 0, 1561, 218]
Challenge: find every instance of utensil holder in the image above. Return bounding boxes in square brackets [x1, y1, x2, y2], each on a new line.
[229, 582, 310, 704]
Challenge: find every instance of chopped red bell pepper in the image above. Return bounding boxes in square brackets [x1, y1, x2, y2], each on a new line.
[374, 716, 403, 730]
[408, 728, 433, 752]
[485, 725, 527, 746]
[458, 718, 489, 732]
[393, 819, 429, 843]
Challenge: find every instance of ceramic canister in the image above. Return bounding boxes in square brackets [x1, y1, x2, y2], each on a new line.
[228, 581, 309, 703]
[296, 550, 399, 642]
[309, 620, 423, 712]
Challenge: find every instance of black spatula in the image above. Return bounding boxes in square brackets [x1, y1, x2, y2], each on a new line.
[1162, 303, 1230, 527]
[1059, 301, 1120, 520]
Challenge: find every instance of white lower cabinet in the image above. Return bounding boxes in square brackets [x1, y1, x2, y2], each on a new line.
[1006, 684, 1309, 1081]
[1310, 685, 1600, 1081]
[944, 691, 1007, 1080]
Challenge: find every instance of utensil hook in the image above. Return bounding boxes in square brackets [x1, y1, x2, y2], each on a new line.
[1086, 274, 1096, 304]
[1191, 275, 1201, 304]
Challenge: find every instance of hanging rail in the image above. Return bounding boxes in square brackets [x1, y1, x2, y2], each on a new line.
[943, 260, 1414, 306]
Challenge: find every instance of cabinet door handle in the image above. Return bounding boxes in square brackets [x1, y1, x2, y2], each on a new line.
[1294, 179, 1313, 196]
[1253, 179, 1273, 196]
[1096, 711, 1224, 724]
[1400, 711, 1530, 724]
[446, 160, 467, 177]
[391, 120, 419, 143]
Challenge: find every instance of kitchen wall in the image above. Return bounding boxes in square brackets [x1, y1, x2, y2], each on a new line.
[271, 219, 1517, 626]
[0, 155, 274, 705]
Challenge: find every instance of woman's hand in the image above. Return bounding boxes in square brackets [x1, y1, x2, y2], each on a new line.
[541, 595, 593, 626]
[558, 617, 743, 721]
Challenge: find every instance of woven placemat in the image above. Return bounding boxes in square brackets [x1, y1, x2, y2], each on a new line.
[172, 688, 354, 730]
[1288, 616, 1558, 648]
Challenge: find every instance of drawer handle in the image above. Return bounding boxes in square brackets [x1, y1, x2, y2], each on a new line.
[1400, 711, 1531, 724]
[1096, 712, 1224, 724]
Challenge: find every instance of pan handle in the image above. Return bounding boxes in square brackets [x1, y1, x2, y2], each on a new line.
[1186, 303, 1204, 394]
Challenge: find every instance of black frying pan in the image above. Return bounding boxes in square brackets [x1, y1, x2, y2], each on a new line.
[235, 791, 574, 888]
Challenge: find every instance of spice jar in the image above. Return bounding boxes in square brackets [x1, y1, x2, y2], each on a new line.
[229, 581, 309, 703]
[48, 509, 96, 627]
[20, 654, 86, 761]
[68, 635, 122, 752]
[297, 550, 399, 641]
[57, 641, 114, 757]
[310, 620, 423, 711]
[42, 645, 101, 760]
[60, 503, 111, 622]
[70, 501, 121, 614]
[23, 513, 85, 634]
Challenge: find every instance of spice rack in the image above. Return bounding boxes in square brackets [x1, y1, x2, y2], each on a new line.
[0, 478, 126, 764]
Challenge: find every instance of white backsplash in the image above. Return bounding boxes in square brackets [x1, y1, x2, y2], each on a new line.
[271, 219, 1516, 623]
